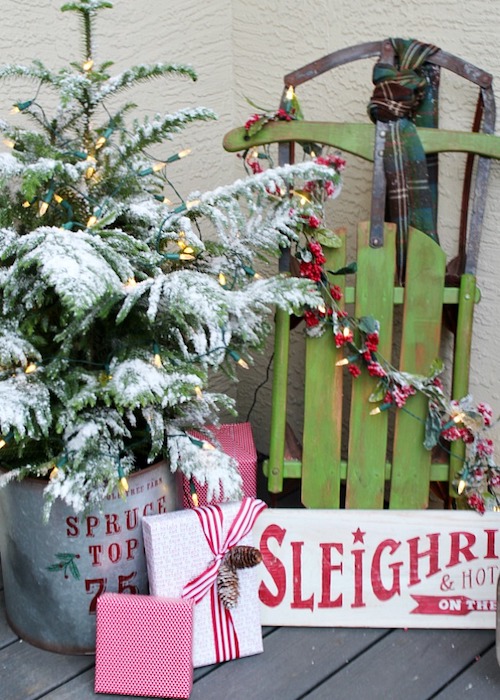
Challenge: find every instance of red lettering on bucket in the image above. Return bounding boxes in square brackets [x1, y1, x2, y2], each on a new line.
[105, 513, 121, 535]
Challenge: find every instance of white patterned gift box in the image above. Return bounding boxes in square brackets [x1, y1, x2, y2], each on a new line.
[143, 497, 266, 668]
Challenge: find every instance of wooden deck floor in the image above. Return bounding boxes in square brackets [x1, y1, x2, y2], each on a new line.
[2, 477, 500, 699]
[2, 563, 500, 699]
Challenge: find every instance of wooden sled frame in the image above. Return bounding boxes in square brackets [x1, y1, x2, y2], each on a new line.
[224, 40, 500, 510]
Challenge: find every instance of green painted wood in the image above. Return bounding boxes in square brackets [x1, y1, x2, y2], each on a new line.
[263, 458, 302, 480]
[390, 228, 447, 509]
[342, 285, 480, 305]
[264, 458, 450, 483]
[345, 222, 397, 508]
[449, 274, 477, 493]
[264, 458, 450, 484]
[267, 307, 291, 493]
[301, 231, 346, 508]
[223, 121, 500, 162]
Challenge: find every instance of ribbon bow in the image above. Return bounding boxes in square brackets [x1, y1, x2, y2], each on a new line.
[182, 496, 267, 662]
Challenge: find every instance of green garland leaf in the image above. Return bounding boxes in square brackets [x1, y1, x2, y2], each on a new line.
[424, 406, 443, 450]
[315, 229, 341, 248]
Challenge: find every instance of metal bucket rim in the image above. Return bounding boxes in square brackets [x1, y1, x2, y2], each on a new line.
[0, 459, 171, 488]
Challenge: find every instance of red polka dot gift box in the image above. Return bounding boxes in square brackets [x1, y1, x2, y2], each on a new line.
[95, 592, 194, 698]
[183, 422, 257, 508]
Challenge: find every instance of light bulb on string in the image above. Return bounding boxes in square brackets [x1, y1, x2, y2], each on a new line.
[172, 198, 200, 214]
[3, 138, 15, 149]
[370, 402, 391, 416]
[336, 358, 349, 367]
[11, 100, 33, 114]
[49, 465, 59, 480]
[194, 385, 203, 400]
[291, 189, 311, 206]
[166, 148, 191, 163]
[124, 277, 137, 290]
[82, 58, 94, 72]
[38, 201, 49, 217]
[153, 194, 173, 205]
[117, 464, 129, 496]
[139, 161, 167, 176]
[22, 200, 31, 208]
[87, 215, 98, 228]
[117, 475, 129, 497]
[24, 363, 37, 374]
[95, 126, 114, 150]
[228, 349, 249, 369]
[442, 411, 468, 431]
[37, 185, 55, 218]
[243, 265, 261, 280]
[189, 435, 216, 451]
[286, 85, 295, 100]
[153, 353, 162, 368]
[457, 479, 466, 495]
[218, 272, 227, 287]
[189, 479, 199, 507]
[83, 154, 97, 179]
[0, 431, 13, 450]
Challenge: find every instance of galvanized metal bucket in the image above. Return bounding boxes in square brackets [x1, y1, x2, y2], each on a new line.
[0, 461, 182, 654]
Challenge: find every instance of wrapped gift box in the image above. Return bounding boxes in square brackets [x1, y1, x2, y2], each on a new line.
[183, 422, 257, 508]
[95, 593, 193, 698]
[143, 497, 266, 668]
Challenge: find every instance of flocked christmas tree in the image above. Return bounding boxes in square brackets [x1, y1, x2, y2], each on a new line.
[0, 0, 341, 514]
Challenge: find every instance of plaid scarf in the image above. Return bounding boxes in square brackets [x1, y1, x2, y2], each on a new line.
[368, 38, 440, 282]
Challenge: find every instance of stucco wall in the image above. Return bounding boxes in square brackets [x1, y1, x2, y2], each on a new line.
[1, 1, 499, 462]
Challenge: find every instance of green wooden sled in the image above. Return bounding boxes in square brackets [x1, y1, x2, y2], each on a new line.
[224, 41, 500, 510]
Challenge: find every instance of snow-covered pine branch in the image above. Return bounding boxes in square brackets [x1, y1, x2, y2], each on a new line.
[97, 63, 199, 100]
[118, 107, 217, 159]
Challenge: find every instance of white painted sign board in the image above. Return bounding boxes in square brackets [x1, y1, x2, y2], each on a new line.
[252, 509, 499, 629]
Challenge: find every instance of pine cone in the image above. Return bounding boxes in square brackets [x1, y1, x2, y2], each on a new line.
[223, 545, 262, 571]
[56, 186, 91, 224]
[217, 561, 240, 609]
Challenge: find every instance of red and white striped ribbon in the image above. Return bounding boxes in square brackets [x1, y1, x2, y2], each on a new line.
[182, 497, 267, 662]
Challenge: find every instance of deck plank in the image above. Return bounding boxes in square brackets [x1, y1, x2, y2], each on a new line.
[188, 626, 389, 699]
[302, 628, 496, 700]
[1, 551, 499, 699]
[0, 640, 94, 700]
[0, 589, 18, 648]
[433, 646, 500, 698]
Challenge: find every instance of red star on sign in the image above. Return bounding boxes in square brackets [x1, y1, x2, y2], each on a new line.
[352, 527, 366, 544]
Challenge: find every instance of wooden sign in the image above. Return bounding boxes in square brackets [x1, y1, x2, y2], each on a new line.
[252, 509, 499, 629]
